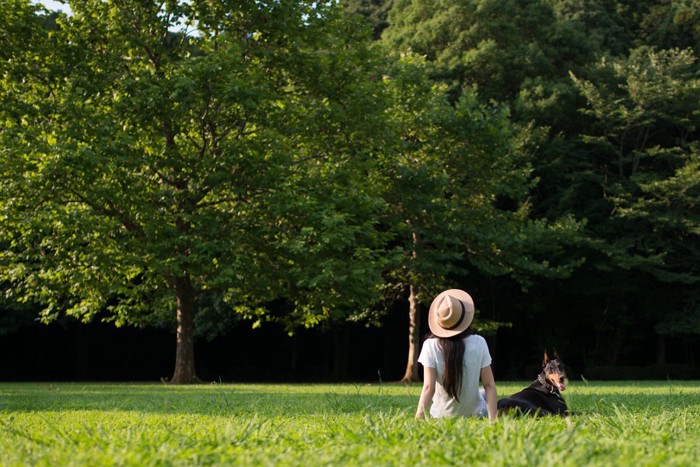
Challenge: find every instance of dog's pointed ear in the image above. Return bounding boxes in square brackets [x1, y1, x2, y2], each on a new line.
[543, 350, 549, 367]
[553, 349, 560, 360]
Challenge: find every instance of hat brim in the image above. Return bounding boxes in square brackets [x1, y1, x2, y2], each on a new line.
[428, 289, 475, 338]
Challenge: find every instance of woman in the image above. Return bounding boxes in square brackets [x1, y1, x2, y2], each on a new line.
[415, 289, 497, 420]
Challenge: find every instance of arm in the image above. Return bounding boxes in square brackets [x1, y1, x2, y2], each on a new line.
[480, 365, 497, 421]
[415, 366, 436, 419]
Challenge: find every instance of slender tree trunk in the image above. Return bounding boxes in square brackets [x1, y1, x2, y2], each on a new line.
[170, 274, 201, 384]
[401, 231, 421, 383]
[401, 283, 421, 382]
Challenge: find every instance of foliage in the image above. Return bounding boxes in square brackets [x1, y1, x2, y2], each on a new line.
[383, 0, 570, 102]
[0, 0, 391, 381]
[570, 46, 700, 337]
[636, 0, 700, 54]
[378, 54, 581, 307]
[2, 0, 700, 379]
[380, 0, 586, 310]
[369, 52, 581, 381]
[1, 382, 700, 465]
[341, 0, 394, 40]
[381, 0, 699, 363]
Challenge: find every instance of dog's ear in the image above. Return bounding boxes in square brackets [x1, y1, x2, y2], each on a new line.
[553, 350, 560, 360]
[543, 350, 549, 367]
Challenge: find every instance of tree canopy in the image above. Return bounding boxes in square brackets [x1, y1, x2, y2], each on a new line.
[2, 0, 698, 381]
[1, 0, 394, 382]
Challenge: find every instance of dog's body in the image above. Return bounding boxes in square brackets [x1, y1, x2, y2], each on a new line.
[498, 352, 569, 416]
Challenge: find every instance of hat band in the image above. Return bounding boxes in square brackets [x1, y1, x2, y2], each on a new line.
[443, 300, 466, 330]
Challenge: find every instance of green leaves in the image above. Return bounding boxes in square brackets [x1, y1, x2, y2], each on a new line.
[568, 44, 700, 339]
[0, 1, 393, 345]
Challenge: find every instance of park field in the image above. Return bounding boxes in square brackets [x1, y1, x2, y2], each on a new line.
[1, 381, 699, 466]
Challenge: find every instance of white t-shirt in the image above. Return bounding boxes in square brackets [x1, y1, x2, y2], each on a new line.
[418, 334, 492, 418]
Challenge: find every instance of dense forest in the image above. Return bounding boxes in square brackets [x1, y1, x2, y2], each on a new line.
[1, 0, 698, 383]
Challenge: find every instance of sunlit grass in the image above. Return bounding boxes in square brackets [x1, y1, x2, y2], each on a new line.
[1, 381, 699, 465]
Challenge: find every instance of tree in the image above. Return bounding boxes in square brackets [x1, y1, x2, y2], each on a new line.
[0, 0, 390, 383]
[570, 46, 700, 362]
[376, 56, 469, 382]
[379, 56, 580, 381]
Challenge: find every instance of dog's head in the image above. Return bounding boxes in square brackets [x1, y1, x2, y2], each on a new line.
[542, 351, 567, 392]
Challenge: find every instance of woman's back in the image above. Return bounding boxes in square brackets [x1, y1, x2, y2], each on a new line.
[418, 334, 492, 417]
[415, 289, 497, 420]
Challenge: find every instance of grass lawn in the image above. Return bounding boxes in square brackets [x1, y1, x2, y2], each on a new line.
[1, 380, 699, 466]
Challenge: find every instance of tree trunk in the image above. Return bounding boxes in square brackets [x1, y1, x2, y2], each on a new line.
[401, 283, 421, 382]
[170, 275, 201, 384]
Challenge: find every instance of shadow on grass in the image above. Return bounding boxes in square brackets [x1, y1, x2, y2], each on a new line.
[0, 383, 418, 416]
[2, 381, 699, 417]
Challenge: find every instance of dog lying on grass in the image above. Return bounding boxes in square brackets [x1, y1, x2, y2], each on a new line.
[497, 351, 570, 416]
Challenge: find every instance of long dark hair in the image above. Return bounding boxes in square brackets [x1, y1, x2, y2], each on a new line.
[427, 328, 473, 402]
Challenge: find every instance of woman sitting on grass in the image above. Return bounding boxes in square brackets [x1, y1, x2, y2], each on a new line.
[415, 289, 497, 420]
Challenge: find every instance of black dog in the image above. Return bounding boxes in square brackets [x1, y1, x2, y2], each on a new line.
[497, 351, 569, 416]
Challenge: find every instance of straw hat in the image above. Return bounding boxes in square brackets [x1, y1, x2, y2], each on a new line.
[428, 289, 475, 338]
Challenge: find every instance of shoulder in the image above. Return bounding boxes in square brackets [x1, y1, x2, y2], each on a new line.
[418, 337, 440, 366]
[466, 334, 491, 353]
[422, 337, 439, 349]
[466, 334, 487, 345]
[419, 337, 440, 354]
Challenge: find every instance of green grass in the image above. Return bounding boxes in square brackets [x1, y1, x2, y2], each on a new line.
[1, 381, 699, 466]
